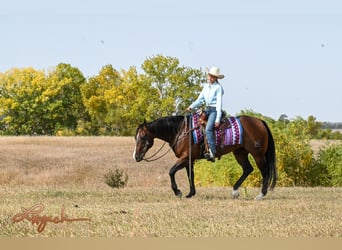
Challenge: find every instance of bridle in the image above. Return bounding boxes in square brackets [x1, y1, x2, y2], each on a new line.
[138, 115, 192, 162]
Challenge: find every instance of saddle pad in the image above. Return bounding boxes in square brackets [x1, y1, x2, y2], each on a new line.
[191, 114, 243, 146]
[191, 113, 204, 144]
[216, 117, 243, 146]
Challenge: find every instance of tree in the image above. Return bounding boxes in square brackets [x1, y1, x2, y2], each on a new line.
[81, 64, 122, 134]
[278, 114, 289, 128]
[0, 67, 47, 134]
[0, 64, 86, 135]
[1, 56, 207, 135]
[46, 63, 87, 133]
[141, 55, 204, 116]
[306, 115, 321, 138]
[81, 56, 205, 135]
[103, 66, 158, 134]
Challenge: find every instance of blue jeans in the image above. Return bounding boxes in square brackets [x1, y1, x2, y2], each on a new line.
[205, 108, 217, 155]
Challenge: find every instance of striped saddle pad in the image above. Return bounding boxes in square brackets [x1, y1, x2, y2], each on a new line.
[191, 113, 243, 146]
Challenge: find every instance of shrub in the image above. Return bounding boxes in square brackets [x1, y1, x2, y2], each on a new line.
[104, 169, 128, 188]
[316, 144, 342, 186]
[274, 124, 316, 186]
[195, 154, 240, 187]
[194, 154, 262, 188]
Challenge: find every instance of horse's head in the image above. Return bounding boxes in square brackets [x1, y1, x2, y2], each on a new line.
[133, 120, 154, 162]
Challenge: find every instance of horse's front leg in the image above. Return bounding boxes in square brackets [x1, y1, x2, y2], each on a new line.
[169, 160, 186, 198]
[185, 161, 196, 198]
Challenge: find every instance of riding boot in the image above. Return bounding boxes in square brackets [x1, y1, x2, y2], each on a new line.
[202, 133, 216, 162]
[204, 148, 215, 162]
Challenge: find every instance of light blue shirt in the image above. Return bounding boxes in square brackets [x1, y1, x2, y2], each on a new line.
[189, 81, 224, 123]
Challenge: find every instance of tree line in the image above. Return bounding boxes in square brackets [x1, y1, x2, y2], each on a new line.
[0, 54, 340, 138]
[322, 122, 342, 129]
[0, 55, 204, 135]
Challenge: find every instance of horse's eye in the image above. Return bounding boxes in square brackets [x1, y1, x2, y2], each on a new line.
[136, 130, 146, 142]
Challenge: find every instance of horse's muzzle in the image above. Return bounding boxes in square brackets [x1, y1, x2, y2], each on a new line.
[135, 155, 143, 162]
[133, 150, 143, 162]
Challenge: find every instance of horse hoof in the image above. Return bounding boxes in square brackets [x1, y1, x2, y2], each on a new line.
[232, 190, 240, 199]
[185, 193, 194, 198]
[255, 193, 264, 200]
[176, 191, 182, 198]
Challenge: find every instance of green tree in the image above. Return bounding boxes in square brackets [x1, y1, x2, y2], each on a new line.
[81, 64, 122, 134]
[141, 55, 204, 116]
[46, 63, 87, 134]
[81, 56, 205, 135]
[306, 115, 322, 138]
[103, 66, 158, 134]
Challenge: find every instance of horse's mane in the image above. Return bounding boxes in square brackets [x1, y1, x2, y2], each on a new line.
[135, 115, 188, 143]
[148, 115, 186, 136]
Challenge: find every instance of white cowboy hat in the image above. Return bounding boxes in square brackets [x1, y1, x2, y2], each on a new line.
[207, 66, 224, 79]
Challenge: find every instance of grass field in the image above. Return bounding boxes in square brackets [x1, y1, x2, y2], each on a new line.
[0, 136, 341, 237]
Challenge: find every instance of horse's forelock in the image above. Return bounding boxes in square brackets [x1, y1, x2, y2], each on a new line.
[135, 119, 152, 140]
[135, 122, 145, 139]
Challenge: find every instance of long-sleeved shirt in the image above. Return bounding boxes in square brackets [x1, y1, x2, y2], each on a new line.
[189, 81, 224, 123]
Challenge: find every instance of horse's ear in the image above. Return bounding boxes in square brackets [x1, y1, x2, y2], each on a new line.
[140, 119, 147, 128]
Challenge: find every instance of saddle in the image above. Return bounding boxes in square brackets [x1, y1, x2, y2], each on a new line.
[197, 110, 231, 156]
[198, 110, 231, 130]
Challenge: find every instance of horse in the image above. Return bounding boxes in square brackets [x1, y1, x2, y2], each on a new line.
[133, 114, 277, 200]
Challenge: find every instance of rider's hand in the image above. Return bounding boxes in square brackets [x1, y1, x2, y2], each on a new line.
[215, 122, 220, 128]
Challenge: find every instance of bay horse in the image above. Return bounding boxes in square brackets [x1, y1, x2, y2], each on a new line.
[133, 114, 277, 200]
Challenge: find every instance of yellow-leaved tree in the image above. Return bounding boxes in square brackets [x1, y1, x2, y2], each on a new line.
[81, 55, 205, 135]
[0, 67, 46, 134]
[0, 64, 86, 135]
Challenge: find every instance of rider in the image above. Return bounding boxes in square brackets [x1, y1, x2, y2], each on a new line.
[186, 66, 224, 162]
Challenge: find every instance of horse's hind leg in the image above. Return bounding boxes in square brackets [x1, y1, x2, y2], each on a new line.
[254, 156, 269, 200]
[232, 149, 254, 198]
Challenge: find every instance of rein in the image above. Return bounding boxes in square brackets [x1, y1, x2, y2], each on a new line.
[183, 113, 201, 184]
[142, 141, 169, 162]
[187, 114, 192, 183]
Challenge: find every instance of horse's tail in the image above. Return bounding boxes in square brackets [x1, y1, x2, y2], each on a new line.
[262, 120, 277, 190]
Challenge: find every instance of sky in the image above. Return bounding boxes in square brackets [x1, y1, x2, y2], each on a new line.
[1, 0, 341, 122]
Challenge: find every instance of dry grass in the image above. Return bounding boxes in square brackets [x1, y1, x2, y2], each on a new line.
[0, 136, 341, 237]
[1, 186, 341, 237]
[0, 136, 180, 188]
